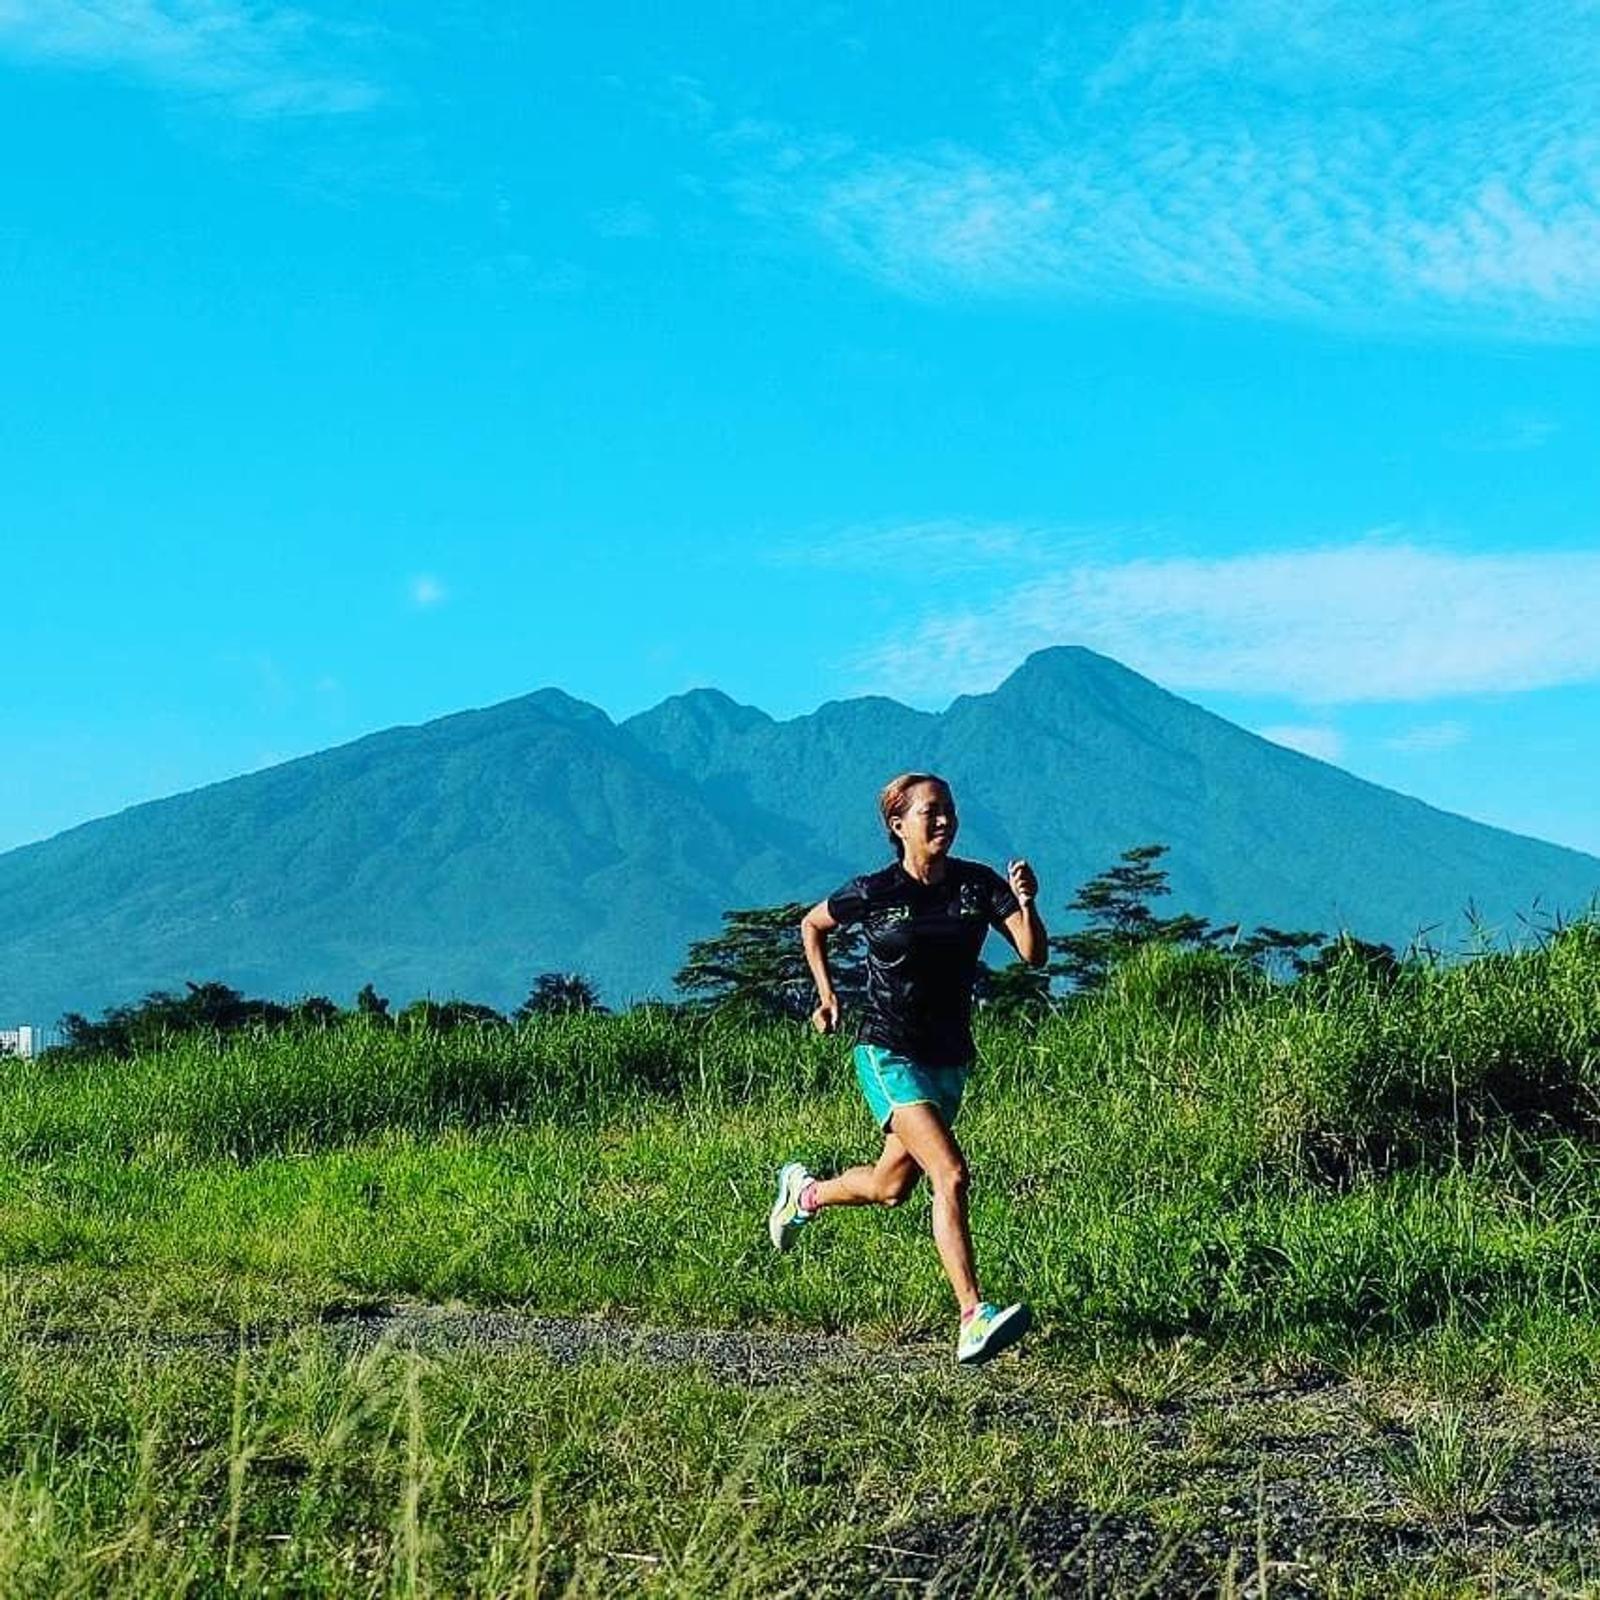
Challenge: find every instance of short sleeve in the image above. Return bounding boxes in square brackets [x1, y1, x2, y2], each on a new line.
[984, 864, 1020, 927]
[826, 876, 870, 926]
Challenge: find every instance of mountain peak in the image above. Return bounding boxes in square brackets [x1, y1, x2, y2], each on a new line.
[939, 646, 1153, 721]
[624, 687, 773, 743]
[521, 686, 611, 718]
[415, 688, 615, 744]
[1001, 645, 1140, 688]
[656, 686, 772, 725]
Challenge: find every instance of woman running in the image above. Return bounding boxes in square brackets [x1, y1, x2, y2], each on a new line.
[768, 772, 1048, 1364]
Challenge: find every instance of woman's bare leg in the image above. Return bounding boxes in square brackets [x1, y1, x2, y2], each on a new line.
[884, 1102, 980, 1313]
[808, 1134, 919, 1208]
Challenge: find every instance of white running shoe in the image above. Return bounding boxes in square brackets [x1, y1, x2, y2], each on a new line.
[768, 1161, 814, 1251]
[956, 1301, 1032, 1365]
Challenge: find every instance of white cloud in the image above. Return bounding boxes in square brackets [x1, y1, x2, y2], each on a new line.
[409, 575, 445, 608]
[0, 0, 379, 116]
[1385, 720, 1470, 752]
[754, 0, 1600, 334]
[852, 536, 1600, 705]
[765, 519, 1103, 575]
[1256, 724, 1345, 762]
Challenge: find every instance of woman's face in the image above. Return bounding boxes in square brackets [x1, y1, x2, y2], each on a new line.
[894, 781, 958, 857]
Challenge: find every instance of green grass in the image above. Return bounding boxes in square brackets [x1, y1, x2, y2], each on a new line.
[4, 921, 1600, 1589]
[0, 1302, 1292, 1598]
[0, 1297, 1591, 1595]
[7, 923, 1600, 1357]
[1372, 1404, 1520, 1525]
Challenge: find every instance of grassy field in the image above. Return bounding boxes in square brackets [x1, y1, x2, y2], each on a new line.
[4, 922, 1600, 1593]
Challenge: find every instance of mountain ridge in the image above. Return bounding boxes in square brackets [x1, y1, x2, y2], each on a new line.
[3, 647, 1595, 1023]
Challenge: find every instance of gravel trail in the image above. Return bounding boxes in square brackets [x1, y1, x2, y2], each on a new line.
[41, 1300, 944, 1383]
[319, 1302, 943, 1382]
[35, 1304, 1600, 1593]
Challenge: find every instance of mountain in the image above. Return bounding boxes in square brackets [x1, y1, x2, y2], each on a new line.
[3, 648, 1596, 1023]
[625, 649, 1598, 949]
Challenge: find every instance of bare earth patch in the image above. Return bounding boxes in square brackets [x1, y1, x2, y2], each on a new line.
[844, 1372, 1600, 1596]
[38, 1304, 1600, 1593]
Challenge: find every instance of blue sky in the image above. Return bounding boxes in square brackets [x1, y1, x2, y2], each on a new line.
[4, 0, 1599, 860]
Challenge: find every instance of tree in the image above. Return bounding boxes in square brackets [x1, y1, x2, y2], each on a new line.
[675, 902, 865, 1021]
[293, 995, 342, 1028]
[355, 983, 391, 1022]
[1049, 844, 1214, 993]
[58, 1009, 123, 1058]
[396, 998, 504, 1033]
[156, 981, 290, 1036]
[54, 981, 290, 1059]
[515, 972, 607, 1019]
[975, 959, 1053, 1020]
[1300, 931, 1401, 984]
[1230, 924, 1330, 981]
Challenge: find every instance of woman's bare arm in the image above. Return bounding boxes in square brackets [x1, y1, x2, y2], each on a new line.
[998, 859, 1049, 966]
[800, 899, 843, 1032]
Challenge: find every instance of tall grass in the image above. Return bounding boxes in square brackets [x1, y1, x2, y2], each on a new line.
[3, 919, 1599, 1357]
[14, 919, 1600, 1168]
[0, 1308, 1187, 1596]
[0, 1007, 808, 1165]
[2, 925, 1600, 1590]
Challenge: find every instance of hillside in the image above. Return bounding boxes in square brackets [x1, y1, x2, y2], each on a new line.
[2, 648, 1596, 1021]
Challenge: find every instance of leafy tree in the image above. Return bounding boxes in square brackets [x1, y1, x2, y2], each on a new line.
[675, 902, 865, 1022]
[975, 959, 1053, 1020]
[292, 995, 342, 1028]
[57, 1009, 121, 1058]
[395, 998, 503, 1033]
[1300, 931, 1402, 984]
[157, 981, 290, 1036]
[515, 972, 607, 1019]
[1049, 844, 1215, 993]
[1230, 924, 1330, 980]
[56, 981, 291, 1059]
[355, 983, 391, 1022]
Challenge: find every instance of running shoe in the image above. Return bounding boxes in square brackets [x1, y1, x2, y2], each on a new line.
[768, 1161, 814, 1251]
[956, 1300, 1032, 1365]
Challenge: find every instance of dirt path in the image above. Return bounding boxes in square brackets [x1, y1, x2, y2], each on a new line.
[335, 1308, 1600, 1595]
[853, 1368, 1600, 1596]
[320, 1301, 944, 1381]
[44, 1300, 943, 1383]
[37, 1303, 1600, 1593]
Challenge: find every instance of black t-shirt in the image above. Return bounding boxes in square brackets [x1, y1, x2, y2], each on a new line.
[826, 856, 1021, 1068]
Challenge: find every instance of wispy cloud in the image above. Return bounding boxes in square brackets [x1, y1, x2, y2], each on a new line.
[1257, 724, 1345, 763]
[748, 1, 1600, 335]
[1447, 414, 1562, 454]
[766, 518, 1107, 576]
[409, 575, 445, 608]
[0, 0, 380, 116]
[853, 536, 1600, 705]
[1385, 720, 1470, 752]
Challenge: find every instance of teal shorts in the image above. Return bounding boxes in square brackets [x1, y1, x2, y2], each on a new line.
[852, 1043, 969, 1134]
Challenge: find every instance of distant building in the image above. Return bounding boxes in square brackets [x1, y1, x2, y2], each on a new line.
[0, 1026, 37, 1060]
